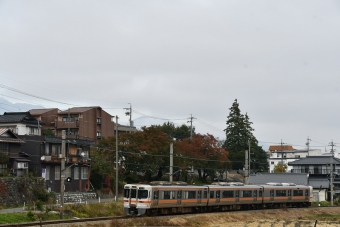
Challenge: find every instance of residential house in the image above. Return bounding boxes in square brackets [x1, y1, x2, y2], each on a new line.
[30, 107, 115, 142]
[289, 156, 340, 202]
[0, 128, 26, 177]
[29, 108, 60, 135]
[18, 134, 94, 193]
[0, 112, 42, 136]
[268, 145, 322, 173]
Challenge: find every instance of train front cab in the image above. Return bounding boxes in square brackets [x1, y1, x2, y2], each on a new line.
[124, 184, 152, 216]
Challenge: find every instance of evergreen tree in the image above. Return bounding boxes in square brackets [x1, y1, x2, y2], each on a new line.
[223, 99, 268, 171]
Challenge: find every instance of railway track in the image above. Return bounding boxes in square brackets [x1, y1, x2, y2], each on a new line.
[0, 216, 127, 227]
[0, 206, 337, 227]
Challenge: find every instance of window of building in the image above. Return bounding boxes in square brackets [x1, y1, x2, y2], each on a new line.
[74, 167, 79, 180]
[52, 145, 61, 155]
[97, 118, 101, 124]
[63, 116, 78, 122]
[45, 166, 50, 180]
[97, 131, 101, 137]
[0, 164, 7, 175]
[28, 127, 39, 135]
[0, 143, 9, 155]
[17, 162, 28, 169]
[81, 167, 88, 179]
[55, 166, 60, 180]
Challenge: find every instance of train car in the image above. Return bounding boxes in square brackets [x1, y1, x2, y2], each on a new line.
[124, 181, 209, 216]
[261, 183, 312, 208]
[206, 182, 264, 211]
[124, 181, 313, 216]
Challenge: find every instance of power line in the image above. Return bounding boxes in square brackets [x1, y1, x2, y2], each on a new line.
[0, 83, 79, 106]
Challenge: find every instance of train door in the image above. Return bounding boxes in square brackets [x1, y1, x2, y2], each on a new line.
[270, 189, 274, 201]
[197, 190, 202, 205]
[216, 190, 220, 203]
[153, 190, 159, 206]
[129, 187, 137, 207]
[288, 189, 292, 201]
[304, 189, 309, 200]
[253, 190, 257, 202]
[177, 191, 182, 206]
[235, 190, 239, 203]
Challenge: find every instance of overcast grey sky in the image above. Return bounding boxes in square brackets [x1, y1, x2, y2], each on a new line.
[1, 1, 340, 151]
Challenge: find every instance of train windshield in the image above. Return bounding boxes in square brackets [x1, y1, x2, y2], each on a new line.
[124, 189, 130, 198]
[138, 190, 149, 199]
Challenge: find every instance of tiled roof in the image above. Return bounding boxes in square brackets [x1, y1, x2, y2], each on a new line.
[0, 112, 38, 124]
[248, 173, 308, 185]
[0, 128, 25, 143]
[269, 145, 294, 151]
[59, 107, 100, 114]
[288, 156, 340, 165]
[309, 178, 329, 189]
[29, 108, 59, 115]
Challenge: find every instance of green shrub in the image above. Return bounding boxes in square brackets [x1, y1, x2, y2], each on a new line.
[27, 211, 36, 221]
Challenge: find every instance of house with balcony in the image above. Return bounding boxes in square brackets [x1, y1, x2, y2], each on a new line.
[18, 134, 95, 193]
[289, 155, 340, 202]
[30, 107, 115, 143]
[268, 145, 322, 173]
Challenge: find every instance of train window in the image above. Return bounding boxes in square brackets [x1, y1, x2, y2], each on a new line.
[184, 191, 196, 199]
[124, 189, 130, 198]
[293, 190, 303, 196]
[216, 191, 220, 198]
[242, 190, 252, 197]
[210, 191, 215, 198]
[198, 191, 201, 198]
[131, 189, 137, 198]
[222, 190, 234, 198]
[259, 190, 262, 197]
[138, 190, 149, 199]
[235, 191, 239, 198]
[177, 191, 182, 199]
[253, 190, 257, 197]
[288, 190, 292, 196]
[203, 191, 208, 198]
[270, 190, 274, 197]
[276, 190, 286, 196]
[164, 191, 171, 199]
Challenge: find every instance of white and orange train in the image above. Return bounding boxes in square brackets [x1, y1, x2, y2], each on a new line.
[123, 181, 313, 216]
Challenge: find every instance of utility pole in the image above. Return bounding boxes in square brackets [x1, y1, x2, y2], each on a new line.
[245, 149, 249, 184]
[170, 143, 173, 183]
[124, 103, 132, 133]
[306, 136, 311, 156]
[329, 140, 335, 206]
[280, 140, 286, 173]
[60, 130, 66, 219]
[115, 116, 119, 202]
[187, 114, 196, 138]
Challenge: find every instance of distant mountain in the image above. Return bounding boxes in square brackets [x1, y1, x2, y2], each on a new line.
[0, 97, 45, 114]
